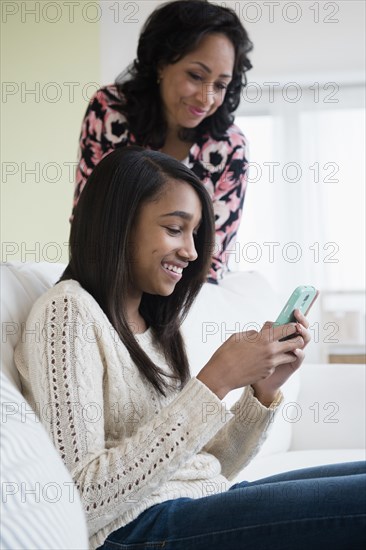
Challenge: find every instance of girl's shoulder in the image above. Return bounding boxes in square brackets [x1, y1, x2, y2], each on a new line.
[26, 280, 102, 323]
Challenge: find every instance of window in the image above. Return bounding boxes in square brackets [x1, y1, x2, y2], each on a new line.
[234, 86, 365, 362]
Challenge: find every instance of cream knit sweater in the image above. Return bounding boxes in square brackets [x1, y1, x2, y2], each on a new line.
[15, 280, 283, 550]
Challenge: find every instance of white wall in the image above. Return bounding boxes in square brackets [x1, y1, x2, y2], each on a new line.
[238, 0, 365, 86]
[1, 2, 100, 264]
[101, 1, 161, 84]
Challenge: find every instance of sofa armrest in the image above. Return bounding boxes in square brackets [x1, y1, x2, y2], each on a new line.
[1, 262, 65, 390]
[289, 363, 366, 451]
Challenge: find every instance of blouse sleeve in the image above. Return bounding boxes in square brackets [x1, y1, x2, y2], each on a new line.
[73, 86, 130, 219]
[190, 126, 249, 283]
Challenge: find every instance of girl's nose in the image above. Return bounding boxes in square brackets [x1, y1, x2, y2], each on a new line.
[178, 235, 198, 262]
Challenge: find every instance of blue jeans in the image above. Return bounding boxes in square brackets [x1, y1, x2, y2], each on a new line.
[98, 461, 366, 549]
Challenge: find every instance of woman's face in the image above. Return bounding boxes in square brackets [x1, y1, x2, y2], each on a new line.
[158, 33, 235, 132]
[129, 179, 202, 297]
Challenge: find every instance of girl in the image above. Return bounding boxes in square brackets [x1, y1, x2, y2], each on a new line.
[16, 147, 365, 550]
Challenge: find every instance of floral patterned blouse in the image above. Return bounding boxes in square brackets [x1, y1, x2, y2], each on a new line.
[74, 85, 249, 283]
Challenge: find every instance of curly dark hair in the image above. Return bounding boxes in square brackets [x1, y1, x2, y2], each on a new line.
[114, 0, 253, 148]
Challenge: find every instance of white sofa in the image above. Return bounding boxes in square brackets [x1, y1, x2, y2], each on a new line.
[2, 261, 365, 486]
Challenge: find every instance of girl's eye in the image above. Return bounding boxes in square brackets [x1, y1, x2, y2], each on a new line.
[166, 227, 181, 236]
[215, 82, 228, 91]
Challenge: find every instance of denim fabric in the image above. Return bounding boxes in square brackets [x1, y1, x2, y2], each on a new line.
[98, 461, 366, 550]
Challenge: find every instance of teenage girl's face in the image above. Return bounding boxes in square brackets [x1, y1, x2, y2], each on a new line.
[158, 33, 235, 132]
[129, 179, 202, 297]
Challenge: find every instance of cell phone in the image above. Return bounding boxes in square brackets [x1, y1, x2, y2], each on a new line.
[275, 285, 319, 340]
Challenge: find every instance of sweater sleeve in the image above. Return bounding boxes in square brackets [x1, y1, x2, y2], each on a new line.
[16, 291, 231, 536]
[203, 385, 283, 481]
[73, 86, 129, 219]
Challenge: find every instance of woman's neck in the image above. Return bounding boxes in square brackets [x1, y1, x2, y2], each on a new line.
[161, 129, 193, 161]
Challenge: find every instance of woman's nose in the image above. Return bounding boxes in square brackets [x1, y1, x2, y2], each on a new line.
[197, 82, 216, 108]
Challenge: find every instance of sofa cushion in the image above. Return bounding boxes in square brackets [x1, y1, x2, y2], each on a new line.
[1, 262, 65, 389]
[291, 363, 366, 451]
[1, 370, 88, 549]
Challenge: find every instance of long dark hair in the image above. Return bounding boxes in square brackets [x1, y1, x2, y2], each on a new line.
[60, 146, 215, 395]
[114, 0, 253, 148]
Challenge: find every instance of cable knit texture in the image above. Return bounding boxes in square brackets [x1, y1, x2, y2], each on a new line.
[15, 280, 283, 549]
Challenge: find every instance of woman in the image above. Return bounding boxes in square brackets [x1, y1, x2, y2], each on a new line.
[16, 147, 365, 550]
[73, 0, 253, 283]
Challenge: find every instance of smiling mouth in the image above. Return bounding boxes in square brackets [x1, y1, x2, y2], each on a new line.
[161, 262, 184, 281]
[162, 262, 183, 274]
[187, 105, 207, 117]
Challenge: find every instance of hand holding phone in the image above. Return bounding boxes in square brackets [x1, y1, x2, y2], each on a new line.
[275, 285, 319, 341]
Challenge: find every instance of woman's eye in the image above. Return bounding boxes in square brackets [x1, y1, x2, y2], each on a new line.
[215, 82, 228, 91]
[188, 72, 202, 81]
